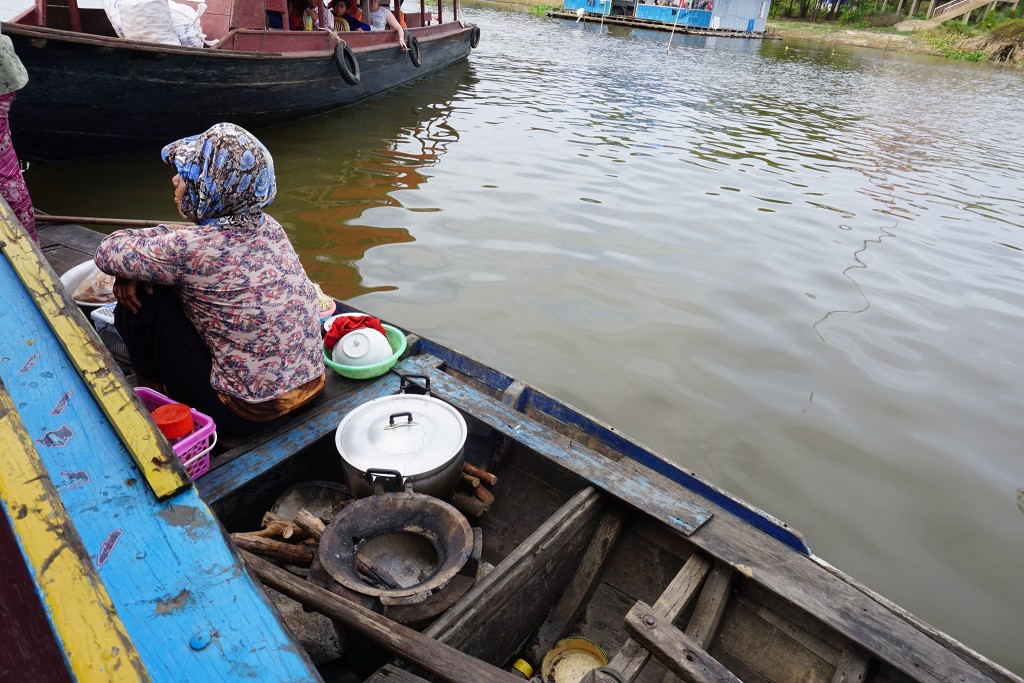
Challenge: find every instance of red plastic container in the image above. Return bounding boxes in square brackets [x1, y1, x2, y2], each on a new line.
[135, 387, 217, 480]
[151, 403, 194, 440]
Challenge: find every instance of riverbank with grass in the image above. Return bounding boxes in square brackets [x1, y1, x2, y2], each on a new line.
[769, 8, 1024, 65]
[768, 18, 940, 53]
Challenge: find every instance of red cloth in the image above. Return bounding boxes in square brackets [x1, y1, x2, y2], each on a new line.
[324, 315, 387, 351]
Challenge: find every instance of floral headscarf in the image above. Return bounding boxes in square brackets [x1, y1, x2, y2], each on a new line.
[161, 122, 276, 228]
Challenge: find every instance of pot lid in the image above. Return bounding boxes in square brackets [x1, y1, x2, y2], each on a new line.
[336, 394, 467, 478]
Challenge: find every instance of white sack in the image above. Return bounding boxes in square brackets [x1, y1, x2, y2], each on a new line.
[102, 0, 125, 38]
[119, 0, 180, 45]
[168, 1, 207, 48]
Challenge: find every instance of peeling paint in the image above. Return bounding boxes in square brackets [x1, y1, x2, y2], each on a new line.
[154, 589, 194, 616]
[156, 504, 209, 540]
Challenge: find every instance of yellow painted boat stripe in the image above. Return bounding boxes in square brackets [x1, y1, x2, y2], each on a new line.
[0, 381, 150, 682]
[0, 202, 190, 499]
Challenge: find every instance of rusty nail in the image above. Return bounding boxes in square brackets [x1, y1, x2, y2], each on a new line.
[643, 614, 656, 628]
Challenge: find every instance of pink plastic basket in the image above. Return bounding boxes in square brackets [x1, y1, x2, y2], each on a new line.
[134, 387, 217, 480]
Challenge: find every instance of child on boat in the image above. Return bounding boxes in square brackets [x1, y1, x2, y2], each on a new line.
[367, 0, 406, 48]
[94, 123, 326, 437]
[302, 0, 324, 30]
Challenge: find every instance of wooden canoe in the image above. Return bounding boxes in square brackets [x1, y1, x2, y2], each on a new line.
[3, 212, 1022, 682]
[2, 0, 477, 162]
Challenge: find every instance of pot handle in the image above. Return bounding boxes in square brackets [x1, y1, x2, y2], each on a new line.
[387, 412, 415, 428]
[365, 468, 405, 491]
[399, 374, 431, 395]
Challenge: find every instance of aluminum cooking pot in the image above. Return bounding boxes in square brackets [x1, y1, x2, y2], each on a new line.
[335, 375, 467, 499]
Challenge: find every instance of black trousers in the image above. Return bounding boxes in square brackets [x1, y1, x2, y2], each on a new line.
[114, 286, 285, 437]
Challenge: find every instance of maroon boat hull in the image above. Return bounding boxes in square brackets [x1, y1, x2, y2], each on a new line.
[1, 20, 474, 161]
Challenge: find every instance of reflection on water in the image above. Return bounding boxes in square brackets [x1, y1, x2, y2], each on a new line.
[24, 8, 1024, 673]
[227, 61, 473, 298]
[29, 62, 476, 298]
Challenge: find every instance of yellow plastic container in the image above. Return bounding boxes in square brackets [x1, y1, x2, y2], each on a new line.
[541, 638, 609, 682]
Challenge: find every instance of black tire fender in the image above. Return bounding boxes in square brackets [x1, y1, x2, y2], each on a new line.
[334, 41, 360, 85]
[406, 33, 421, 68]
[470, 25, 480, 48]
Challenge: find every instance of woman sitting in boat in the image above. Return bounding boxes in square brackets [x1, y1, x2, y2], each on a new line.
[94, 122, 326, 437]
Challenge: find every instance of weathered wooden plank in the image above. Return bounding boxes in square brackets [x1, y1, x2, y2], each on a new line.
[36, 221, 106, 252]
[525, 504, 628, 665]
[832, 647, 873, 683]
[735, 579, 849, 661]
[42, 244, 94, 279]
[1, 198, 189, 499]
[397, 357, 712, 536]
[658, 563, 735, 683]
[712, 597, 834, 683]
[733, 592, 839, 665]
[0, 379, 148, 682]
[394, 361, 1018, 683]
[241, 550, 524, 683]
[624, 600, 742, 683]
[610, 553, 712, 681]
[425, 487, 604, 663]
[685, 562, 734, 648]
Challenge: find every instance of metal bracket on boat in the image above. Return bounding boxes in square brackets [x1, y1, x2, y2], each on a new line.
[400, 373, 431, 395]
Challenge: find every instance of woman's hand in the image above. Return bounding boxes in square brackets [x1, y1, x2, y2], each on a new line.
[113, 277, 154, 314]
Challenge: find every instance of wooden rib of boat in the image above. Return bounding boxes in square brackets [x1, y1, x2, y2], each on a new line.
[4, 209, 1022, 683]
[2, 0, 478, 161]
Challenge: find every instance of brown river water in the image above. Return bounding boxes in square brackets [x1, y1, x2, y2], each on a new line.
[19, 5, 1024, 673]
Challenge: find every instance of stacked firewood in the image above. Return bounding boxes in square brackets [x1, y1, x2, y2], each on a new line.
[449, 462, 498, 519]
[230, 507, 340, 574]
[231, 462, 497, 572]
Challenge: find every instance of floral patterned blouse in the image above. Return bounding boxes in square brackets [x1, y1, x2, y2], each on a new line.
[95, 123, 324, 403]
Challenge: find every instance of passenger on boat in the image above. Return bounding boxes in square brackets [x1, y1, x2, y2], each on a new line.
[302, 0, 325, 29]
[342, 0, 373, 31]
[288, 0, 304, 29]
[331, 0, 370, 30]
[0, 29, 35, 243]
[94, 123, 326, 437]
[368, 0, 407, 48]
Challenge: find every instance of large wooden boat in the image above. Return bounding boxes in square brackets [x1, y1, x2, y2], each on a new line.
[3, 209, 1021, 682]
[1, 0, 478, 161]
